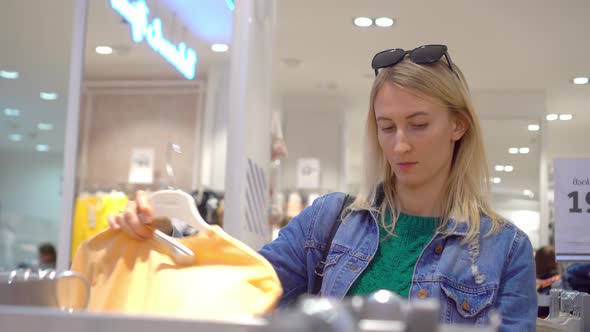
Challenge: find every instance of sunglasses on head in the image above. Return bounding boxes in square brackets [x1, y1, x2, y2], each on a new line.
[371, 44, 456, 76]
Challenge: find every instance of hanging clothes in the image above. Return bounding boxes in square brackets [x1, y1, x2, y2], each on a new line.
[71, 192, 128, 261]
[69, 225, 282, 320]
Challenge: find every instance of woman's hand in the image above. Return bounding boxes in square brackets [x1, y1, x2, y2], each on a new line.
[108, 190, 173, 239]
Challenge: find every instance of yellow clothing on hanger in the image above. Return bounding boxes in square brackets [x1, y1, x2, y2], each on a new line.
[70, 226, 282, 320]
[71, 194, 128, 261]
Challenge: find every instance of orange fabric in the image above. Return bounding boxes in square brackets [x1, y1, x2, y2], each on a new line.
[70, 226, 282, 320]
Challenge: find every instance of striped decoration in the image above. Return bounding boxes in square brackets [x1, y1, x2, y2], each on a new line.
[244, 159, 269, 236]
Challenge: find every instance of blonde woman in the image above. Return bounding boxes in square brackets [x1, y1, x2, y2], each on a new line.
[111, 45, 536, 329]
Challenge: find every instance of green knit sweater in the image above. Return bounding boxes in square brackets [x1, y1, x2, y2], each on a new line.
[347, 211, 439, 298]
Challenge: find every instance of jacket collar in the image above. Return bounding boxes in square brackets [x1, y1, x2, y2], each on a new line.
[372, 183, 468, 236]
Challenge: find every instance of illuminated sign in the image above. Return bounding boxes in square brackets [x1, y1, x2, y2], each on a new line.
[110, 0, 198, 80]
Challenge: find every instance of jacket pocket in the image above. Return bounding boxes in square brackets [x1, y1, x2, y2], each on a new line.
[440, 280, 497, 319]
[323, 251, 346, 270]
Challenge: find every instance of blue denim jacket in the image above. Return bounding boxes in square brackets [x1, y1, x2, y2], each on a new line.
[259, 192, 537, 331]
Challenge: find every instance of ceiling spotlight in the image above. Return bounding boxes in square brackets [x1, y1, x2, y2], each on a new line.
[491, 177, 501, 184]
[519, 147, 530, 154]
[559, 114, 573, 120]
[528, 124, 540, 131]
[573, 77, 589, 85]
[508, 147, 519, 154]
[0, 70, 19, 79]
[504, 165, 514, 172]
[37, 123, 54, 131]
[95, 46, 113, 55]
[375, 17, 394, 27]
[8, 134, 23, 142]
[211, 44, 229, 52]
[4, 108, 20, 117]
[40, 92, 58, 100]
[523, 189, 534, 198]
[35, 144, 49, 152]
[353, 17, 373, 27]
[495, 165, 505, 172]
[546, 114, 558, 121]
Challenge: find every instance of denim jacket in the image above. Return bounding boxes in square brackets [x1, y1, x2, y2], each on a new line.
[259, 192, 537, 331]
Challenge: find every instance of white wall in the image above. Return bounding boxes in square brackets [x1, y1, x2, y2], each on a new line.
[200, 65, 230, 192]
[0, 150, 63, 268]
[282, 96, 345, 194]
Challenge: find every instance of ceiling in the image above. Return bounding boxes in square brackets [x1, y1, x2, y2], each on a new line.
[1, 0, 589, 203]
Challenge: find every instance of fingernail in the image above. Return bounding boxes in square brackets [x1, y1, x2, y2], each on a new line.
[139, 214, 149, 224]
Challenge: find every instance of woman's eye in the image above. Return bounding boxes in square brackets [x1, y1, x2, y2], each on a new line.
[380, 126, 395, 132]
[412, 123, 428, 129]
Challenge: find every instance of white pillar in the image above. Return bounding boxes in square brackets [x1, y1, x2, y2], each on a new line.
[539, 119, 550, 247]
[199, 65, 230, 191]
[223, 0, 277, 249]
[57, 0, 88, 271]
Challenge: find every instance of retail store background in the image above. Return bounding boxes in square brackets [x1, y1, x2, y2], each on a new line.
[1, 0, 589, 269]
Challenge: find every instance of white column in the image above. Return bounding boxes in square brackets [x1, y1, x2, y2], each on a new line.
[199, 65, 230, 191]
[223, 0, 277, 249]
[57, 0, 88, 271]
[539, 119, 550, 247]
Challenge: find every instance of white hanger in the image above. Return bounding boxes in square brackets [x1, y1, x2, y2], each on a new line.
[148, 189, 211, 265]
[149, 189, 211, 232]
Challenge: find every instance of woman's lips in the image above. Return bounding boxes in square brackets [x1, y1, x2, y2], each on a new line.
[397, 162, 418, 170]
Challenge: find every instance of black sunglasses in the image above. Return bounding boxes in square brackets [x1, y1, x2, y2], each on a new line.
[371, 44, 455, 76]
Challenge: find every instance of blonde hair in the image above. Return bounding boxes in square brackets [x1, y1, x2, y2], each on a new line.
[350, 56, 504, 242]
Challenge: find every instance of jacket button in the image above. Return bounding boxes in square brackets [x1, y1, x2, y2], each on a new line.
[434, 244, 444, 254]
[462, 299, 471, 311]
[417, 289, 428, 298]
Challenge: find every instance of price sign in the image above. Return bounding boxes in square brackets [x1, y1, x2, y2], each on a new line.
[554, 158, 590, 261]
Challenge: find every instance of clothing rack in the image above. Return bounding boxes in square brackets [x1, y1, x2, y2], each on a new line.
[536, 289, 590, 331]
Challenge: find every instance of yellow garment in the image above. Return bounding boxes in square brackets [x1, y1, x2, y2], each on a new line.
[71, 194, 128, 261]
[70, 226, 282, 320]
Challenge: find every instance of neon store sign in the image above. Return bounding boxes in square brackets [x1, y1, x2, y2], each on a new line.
[110, 0, 198, 80]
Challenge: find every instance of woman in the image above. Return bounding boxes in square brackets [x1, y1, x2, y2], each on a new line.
[110, 45, 537, 330]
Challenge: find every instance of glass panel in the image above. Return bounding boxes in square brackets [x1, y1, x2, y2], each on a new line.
[0, 0, 78, 270]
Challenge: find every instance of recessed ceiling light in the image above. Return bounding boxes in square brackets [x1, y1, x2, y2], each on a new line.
[211, 44, 229, 52]
[0, 70, 19, 79]
[504, 165, 514, 172]
[491, 177, 501, 184]
[353, 17, 373, 27]
[4, 108, 20, 117]
[508, 147, 519, 154]
[37, 123, 54, 131]
[495, 165, 505, 172]
[523, 189, 534, 198]
[519, 147, 530, 154]
[8, 134, 23, 142]
[40, 92, 58, 100]
[546, 114, 558, 121]
[573, 77, 589, 85]
[527, 124, 540, 131]
[559, 114, 573, 120]
[375, 17, 394, 27]
[35, 144, 49, 152]
[95, 46, 113, 55]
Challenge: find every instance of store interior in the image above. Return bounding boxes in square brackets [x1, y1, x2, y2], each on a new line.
[1, 0, 589, 268]
[1, 0, 590, 329]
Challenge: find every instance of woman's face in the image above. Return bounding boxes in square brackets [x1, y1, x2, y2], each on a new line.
[374, 83, 465, 189]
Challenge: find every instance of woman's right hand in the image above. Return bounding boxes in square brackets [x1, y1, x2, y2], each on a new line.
[108, 190, 159, 240]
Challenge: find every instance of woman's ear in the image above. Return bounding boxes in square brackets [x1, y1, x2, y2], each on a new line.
[451, 112, 468, 142]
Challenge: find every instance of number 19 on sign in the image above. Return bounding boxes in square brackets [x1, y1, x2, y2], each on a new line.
[568, 191, 590, 213]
